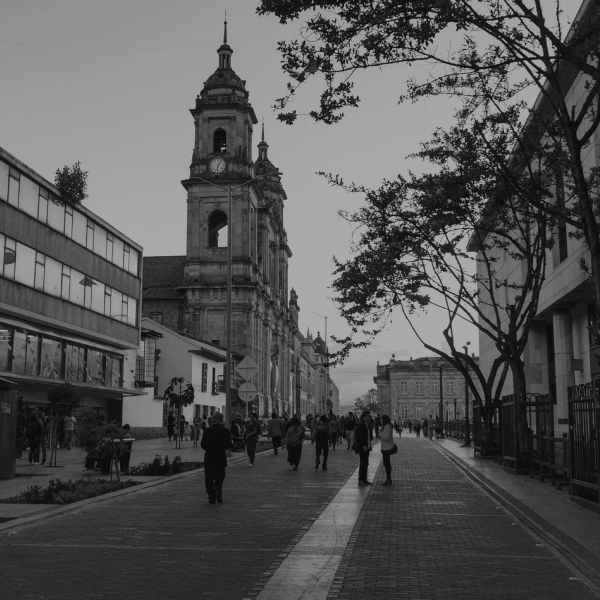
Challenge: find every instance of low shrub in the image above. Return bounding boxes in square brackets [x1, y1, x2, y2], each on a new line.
[0, 478, 140, 505]
[129, 454, 203, 476]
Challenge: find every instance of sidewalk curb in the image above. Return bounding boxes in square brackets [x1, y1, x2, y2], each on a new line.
[433, 441, 600, 598]
[0, 449, 271, 534]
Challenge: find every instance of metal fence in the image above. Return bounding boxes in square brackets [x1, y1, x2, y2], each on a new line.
[443, 419, 465, 441]
[568, 382, 600, 503]
[473, 401, 502, 458]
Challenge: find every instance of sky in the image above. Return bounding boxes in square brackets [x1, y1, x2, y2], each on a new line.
[0, 0, 584, 405]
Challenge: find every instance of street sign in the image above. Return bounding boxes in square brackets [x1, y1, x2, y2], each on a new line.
[236, 356, 258, 381]
[237, 382, 257, 403]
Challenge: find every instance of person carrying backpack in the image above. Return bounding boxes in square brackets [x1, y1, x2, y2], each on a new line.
[313, 414, 331, 471]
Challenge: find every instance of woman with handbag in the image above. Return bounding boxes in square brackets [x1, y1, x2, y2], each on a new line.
[380, 414, 396, 486]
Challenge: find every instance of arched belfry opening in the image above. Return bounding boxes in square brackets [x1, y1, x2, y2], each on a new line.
[208, 210, 228, 248]
[214, 129, 227, 154]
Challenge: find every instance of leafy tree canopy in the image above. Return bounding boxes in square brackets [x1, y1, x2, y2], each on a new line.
[354, 388, 379, 413]
[54, 161, 88, 206]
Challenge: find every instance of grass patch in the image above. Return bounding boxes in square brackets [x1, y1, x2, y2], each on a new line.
[0, 478, 141, 505]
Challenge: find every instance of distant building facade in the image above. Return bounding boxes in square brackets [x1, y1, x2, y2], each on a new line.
[374, 356, 481, 422]
[0, 145, 144, 422]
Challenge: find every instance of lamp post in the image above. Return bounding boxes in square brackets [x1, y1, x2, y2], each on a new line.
[438, 363, 444, 438]
[312, 312, 335, 415]
[194, 171, 278, 428]
[462, 342, 471, 447]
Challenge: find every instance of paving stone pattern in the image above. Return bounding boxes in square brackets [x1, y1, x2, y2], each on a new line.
[327, 437, 597, 600]
[0, 443, 361, 600]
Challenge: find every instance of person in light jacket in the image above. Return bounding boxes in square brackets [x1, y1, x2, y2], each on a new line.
[267, 412, 286, 455]
[379, 415, 395, 486]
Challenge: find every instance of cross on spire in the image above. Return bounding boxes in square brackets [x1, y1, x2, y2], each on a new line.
[224, 12, 227, 44]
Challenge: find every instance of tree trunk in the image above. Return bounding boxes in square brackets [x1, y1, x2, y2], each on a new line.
[510, 359, 530, 471]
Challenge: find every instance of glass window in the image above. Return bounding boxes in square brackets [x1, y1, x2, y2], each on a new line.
[91, 280, 105, 314]
[0, 233, 4, 275]
[41, 338, 62, 378]
[110, 289, 123, 319]
[127, 297, 137, 326]
[47, 200, 65, 234]
[123, 245, 130, 272]
[3, 238, 16, 279]
[446, 380, 455, 394]
[129, 248, 139, 276]
[0, 327, 11, 372]
[7, 170, 20, 206]
[61, 265, 71, 300]
[11, 330, 26, 374]
[69, 268, 85, 306]
[120, 296, 128, 323]
[64, 206, 73, 238]
[104, 287, 112, 317]
[34, 253, 45, 291]
[113, 237, 124, 269]
[86, 220, 94, 250]
[0, 160, 9, 201]
[83, 277, 94, 309]
[19, 176, 39, 217]
[44, 256, 62, 297]
[65, 343, 85, 382]
[72, 210, 87, 246]
[136, 337, 156, 382]
[106, 233, 114, 262]
[416, 381, 423, 394]
[14, 242, 36, 288]
[106, 354, 122, 387]
[400, 381, 408, 394]
[38, 188, 48, 223]
[24, 333, 39, 376]
[93, 225, 107, 259]
[87, 349, 104, 384]
[432, 381, 439, 394]
[150, 312, 162, 324]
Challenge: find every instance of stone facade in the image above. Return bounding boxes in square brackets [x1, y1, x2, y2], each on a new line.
[374, 356, 481, 422]
[141, 25, 329, 419]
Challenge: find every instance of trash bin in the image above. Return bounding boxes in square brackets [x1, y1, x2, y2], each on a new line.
[0, 390, 18, 479]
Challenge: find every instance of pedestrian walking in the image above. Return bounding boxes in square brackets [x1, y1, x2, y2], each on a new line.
[267, 412, 286, 455]
[184, 421, 191, 441]
[434, 415, 442, 439]
[243, 412, 261, 466]
[167, 411, 175, 442]
[427, 414, 435, 440]
[26, 409, 44, 464]
[200, 412, 233, 504]
[329, 415, 340, 449]
[313, 415, 330, 471]
[355, 410, 373, 485]
[63, 411, 76, 449]
[379, 415, 396, 486]
[119, 424, 133, 475]
[408, 419, 413, 434]
[283, 416, 305, 471]
[414, 419, 421, 438]
[345, 411, 356, 449]
[192, 417, 201, 447]
[374, 413, 381, 438]
[40, 414, 50, 465]
[421, 417, 428, 439]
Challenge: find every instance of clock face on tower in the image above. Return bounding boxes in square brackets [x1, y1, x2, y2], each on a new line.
[209, 157, 227, 173]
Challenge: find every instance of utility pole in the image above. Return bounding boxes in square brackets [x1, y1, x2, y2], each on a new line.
[462, 342, 471, 447]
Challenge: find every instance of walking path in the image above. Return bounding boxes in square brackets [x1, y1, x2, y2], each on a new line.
[1, 434, 599, 599]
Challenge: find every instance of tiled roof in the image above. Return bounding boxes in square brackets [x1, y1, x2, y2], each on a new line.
[143, 256, 186, 289]
[142, 256, 185, 300]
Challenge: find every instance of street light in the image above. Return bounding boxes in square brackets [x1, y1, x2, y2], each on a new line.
[462, 342, 471, 447]
[194, 170, 280, 428]
[312, 311, 336, 415]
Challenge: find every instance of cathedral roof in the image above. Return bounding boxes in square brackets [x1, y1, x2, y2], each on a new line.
[143, 255, 186, 300]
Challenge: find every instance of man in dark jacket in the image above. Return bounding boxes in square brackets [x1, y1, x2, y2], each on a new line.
[355, 410, 373, 485]
[200, 412, 233, 504]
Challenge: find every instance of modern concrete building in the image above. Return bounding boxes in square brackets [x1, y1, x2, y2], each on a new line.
[374, 356, 481, 422]
[0, 145, 144, 422]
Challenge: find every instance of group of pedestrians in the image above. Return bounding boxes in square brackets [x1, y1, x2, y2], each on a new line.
[408, 415, 442, 439]
[201, 408, 399, 505]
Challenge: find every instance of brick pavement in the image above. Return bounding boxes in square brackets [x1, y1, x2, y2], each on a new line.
[326, 436, 598, 600]
[0, 442, 361, 600]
